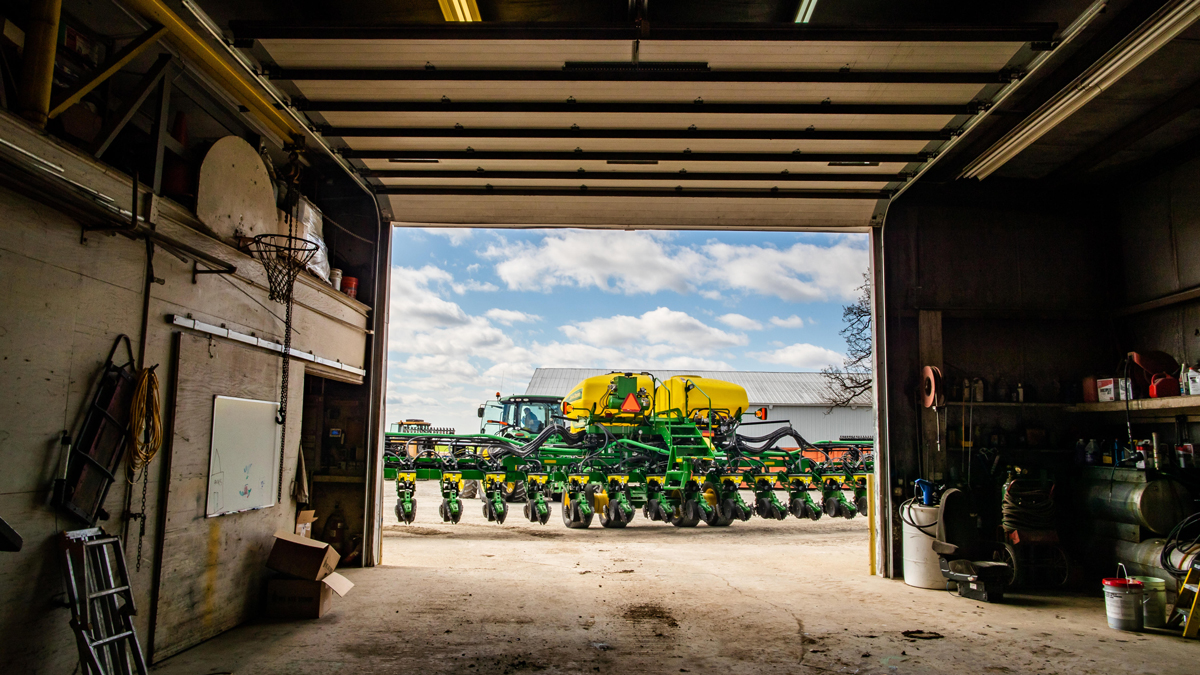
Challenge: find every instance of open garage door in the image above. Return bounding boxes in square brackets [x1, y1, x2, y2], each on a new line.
[229, 21, 1055, 229]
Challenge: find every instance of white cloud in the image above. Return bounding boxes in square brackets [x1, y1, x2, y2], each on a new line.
[561, 307, 747, 354]
[481, 229, 867, 302]
[485, 308, 542, 325]
[748, 343, 844, 369]
[423, 228, 474, 246]
[483, 230, 701, 295]
[770, 315, 804, 328]
[717, 313, 763, 331]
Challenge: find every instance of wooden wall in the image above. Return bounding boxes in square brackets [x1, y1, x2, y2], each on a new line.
[151, 333, 303, 660]
[879, 180, 1119, 572]
[0, 110, 371, 671]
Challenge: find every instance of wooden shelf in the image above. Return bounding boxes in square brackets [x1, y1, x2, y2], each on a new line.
[944, 401, 1068, 408]
[1066, 395, 1200, 413]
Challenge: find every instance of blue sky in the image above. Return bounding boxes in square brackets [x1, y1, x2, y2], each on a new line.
[386, 228, 869, 433]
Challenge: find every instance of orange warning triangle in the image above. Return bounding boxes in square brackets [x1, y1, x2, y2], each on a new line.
[620, 392, 641, 413]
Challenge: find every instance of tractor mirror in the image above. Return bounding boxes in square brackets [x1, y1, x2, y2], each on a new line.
[477, 406, 484, 418]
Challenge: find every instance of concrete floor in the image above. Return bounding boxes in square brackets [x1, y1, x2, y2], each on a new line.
[151, 481, 1198, 675]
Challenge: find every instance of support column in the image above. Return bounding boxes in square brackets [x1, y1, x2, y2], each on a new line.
[869, 226, 893, 577]
[16, 0, 62, 128]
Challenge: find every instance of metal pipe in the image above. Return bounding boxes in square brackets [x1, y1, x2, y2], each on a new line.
[16, 0, 62, 128]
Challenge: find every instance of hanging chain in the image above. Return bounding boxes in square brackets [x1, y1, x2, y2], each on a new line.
[136, 467, 149, 571]
[277, 292, 294, 503]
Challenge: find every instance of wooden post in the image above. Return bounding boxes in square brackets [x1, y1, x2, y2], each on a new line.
[16, 0, 62, 128]
[918, 310, 944, 481]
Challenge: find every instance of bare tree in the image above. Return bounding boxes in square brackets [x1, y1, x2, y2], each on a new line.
[822, 273, 873, 408]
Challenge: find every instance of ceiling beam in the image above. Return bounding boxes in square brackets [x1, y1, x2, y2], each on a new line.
[272, 67, 1015, 85]
[303, 100, 979, 115]
[342, 149, 925, 162]
[376, 186, 890, 198]
[1051, 75, 1200, 179]
[229, 21, 1057, 43]
[326, 127, 953, 141]
[362, 169, 906, 182]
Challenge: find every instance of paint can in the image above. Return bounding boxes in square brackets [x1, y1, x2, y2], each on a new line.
[1129, 576, 1167, 628]
[330, 268, 343, 291]
[1102, 574, 1144, 631]
[342, 276, 358, 299]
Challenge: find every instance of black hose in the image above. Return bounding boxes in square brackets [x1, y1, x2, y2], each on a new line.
[1000, 480, 1056, 532]
[898, 497, 938, 538]
[1161, 511, 1200, 579]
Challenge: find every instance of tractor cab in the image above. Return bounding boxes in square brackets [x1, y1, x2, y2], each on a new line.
[478, 394, 562, 438]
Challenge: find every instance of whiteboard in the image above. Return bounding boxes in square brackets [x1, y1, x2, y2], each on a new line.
[207, 395, 281, 517]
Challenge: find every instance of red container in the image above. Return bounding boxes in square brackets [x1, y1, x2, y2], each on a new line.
[341, 276, 358, 299]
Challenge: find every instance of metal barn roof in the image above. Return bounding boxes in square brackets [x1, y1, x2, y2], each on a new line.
[523, 367, 870, 406]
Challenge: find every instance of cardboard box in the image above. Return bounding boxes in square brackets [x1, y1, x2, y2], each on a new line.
[295, 510, 318, 539]
[1097, 378, 1132, 402]
[267, 531, 339, 581]
[266, 572, 354, 619]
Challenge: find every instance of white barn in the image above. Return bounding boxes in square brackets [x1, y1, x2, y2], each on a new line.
[524, 368, 873, 443]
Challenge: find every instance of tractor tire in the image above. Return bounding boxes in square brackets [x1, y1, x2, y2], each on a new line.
[856, 495, 869, 517]
[460, 480, 479, 500]
[394, 503, 403, 523]
[822, 497, 841, 519]
[502, 482, 527, 503]
[671, 499, 702, 528]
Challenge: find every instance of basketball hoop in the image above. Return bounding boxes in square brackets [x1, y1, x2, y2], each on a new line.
[249, 234, 319, 501]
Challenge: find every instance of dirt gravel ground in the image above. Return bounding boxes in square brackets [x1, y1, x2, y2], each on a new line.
[152, 481, 1198, 675]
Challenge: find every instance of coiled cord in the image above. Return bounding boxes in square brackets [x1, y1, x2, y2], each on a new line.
[127, 367, 162, 481]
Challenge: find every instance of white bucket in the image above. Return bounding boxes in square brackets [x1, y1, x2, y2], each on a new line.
[1102, 575, 1144, 631]
[901, 502, 943, 589]
[1130, 576, 1167, 628]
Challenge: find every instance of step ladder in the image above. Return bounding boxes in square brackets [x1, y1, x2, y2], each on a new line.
[60, 528, 148, 675]
[1168, 557, 1200, 638]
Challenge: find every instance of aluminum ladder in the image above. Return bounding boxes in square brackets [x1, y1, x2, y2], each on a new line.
[60, 528, 148, 675]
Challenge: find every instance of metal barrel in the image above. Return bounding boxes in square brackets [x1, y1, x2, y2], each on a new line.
[1089, 537, 1200, 593]
[1081, 478, 1192, 535]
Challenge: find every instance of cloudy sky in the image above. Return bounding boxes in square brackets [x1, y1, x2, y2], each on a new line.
[386, 228, 869, 433]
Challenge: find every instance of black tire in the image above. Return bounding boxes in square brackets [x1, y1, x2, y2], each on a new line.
[722, 498, 751, 522]
[671, 499, 701, 527]
[599, 501, 629, 528]
[395, 503, 403, 523]
[702, 484, 733, 526]
[822, 496, 840, 518]
[561, 493, 593, 529]
[503, 482, 527, 503]
[483, 501, 494, 521]
[460, 480, 479, 500]
[856, 495, 869, 517]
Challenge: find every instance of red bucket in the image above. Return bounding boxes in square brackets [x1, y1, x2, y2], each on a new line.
[342, 276, 358, 299]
